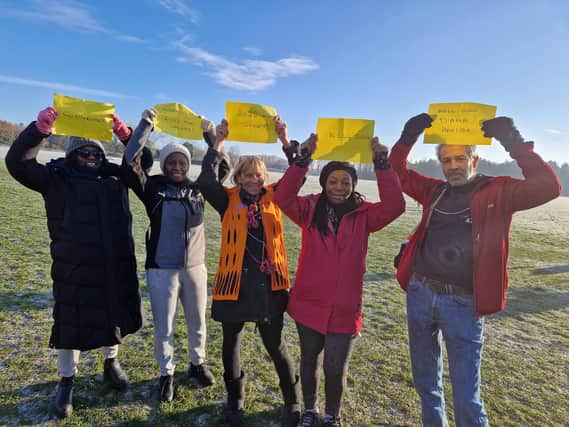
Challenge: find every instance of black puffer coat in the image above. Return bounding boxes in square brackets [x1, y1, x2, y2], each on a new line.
[6, 123, 143, 350]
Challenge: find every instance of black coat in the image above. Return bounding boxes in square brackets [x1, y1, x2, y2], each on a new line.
[5, 123, 142, 350]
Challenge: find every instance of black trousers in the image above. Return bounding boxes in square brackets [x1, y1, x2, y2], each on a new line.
[296, 322, 356, 417]
[222, 314, 296, 387]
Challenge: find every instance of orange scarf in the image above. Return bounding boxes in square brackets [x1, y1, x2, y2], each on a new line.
[212, 185, 290, 301]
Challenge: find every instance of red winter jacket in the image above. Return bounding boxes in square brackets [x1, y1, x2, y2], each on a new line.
[389, 142, 561, 315]
[274, 164, 405, 334]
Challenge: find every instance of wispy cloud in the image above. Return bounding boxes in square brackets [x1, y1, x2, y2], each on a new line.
[0, 74, 130, 99]
[544, 128, 564, 135]
[242, 46, 262, 56]
[157, 0, 199, 24]
[172, 38, 319, 91]
[1, 0, 144, 43]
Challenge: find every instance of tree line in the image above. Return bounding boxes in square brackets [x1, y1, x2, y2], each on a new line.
[1, 119, 567, 196]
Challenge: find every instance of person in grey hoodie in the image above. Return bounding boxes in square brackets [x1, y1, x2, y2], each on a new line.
[122, 109, 230, 402]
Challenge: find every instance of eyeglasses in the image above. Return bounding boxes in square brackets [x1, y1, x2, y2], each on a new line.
[75, 148, 104, 160]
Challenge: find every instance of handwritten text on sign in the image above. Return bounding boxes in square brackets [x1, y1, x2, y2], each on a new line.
[226, 101, 277, 143]
[424, 102, 497, 146]
[314, 118, 375, 163]
[52, 93, 114, 142]
[153, 103, 203, 140]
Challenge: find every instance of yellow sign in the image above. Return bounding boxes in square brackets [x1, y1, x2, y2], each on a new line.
[153, 103, 203, 140]
[226, 101, 277, 143]
[52, 93, 114, 142]
[314, 118, 375, 163]
[424, 102, 497, 145]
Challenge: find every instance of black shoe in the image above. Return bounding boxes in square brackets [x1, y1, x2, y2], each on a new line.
[298, 410, 320, 427]
[54, 376, 74, 419]
[189, 363, 215, 387]
[159, 375, 174, 403]
[103, 358, 129, 390]
[323, 415, 343, 427]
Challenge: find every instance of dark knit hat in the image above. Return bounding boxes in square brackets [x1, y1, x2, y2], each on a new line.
[319, 161, 358, 189]
[65, 136, 106, 158]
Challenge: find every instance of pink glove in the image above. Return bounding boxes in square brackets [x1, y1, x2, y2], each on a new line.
[36, 106, 58, 134]
[112, 113, 132, 141]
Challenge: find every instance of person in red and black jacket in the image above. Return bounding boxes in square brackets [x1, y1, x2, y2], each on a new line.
[389, 114, 561, 427]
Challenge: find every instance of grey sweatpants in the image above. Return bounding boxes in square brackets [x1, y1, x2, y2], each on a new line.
[147, 264, 208, 376]
[58, 346, 118, 378]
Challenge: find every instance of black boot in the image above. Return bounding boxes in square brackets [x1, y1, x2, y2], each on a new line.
[54, 376, 74, 419]
[159, 375, 174, 403]
[188, 363, 215, 387]
[280, 375, 301, 427]
[103, 358, 129, 390]
[223, 371, 245, 427]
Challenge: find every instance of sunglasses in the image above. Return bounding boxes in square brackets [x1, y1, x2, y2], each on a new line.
[75, 148, 104, 160]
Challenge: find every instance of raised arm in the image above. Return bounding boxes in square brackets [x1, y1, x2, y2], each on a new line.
[200, 116, 232, 184]
[112, 112, 154, 173]
[120, 109, 157, 197]
[388, 113, 444, 204]
[5, 107, 56, 193]
[273, 130, 318, 226]
[481, 117, 561, 211]
[366, 137, 406, 232]
[196, 119, 230, 216]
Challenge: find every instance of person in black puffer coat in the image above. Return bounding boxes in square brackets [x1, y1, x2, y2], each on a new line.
[5, 106, 150, 419]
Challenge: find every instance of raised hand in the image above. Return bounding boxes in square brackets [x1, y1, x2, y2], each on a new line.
[300, 133, 318, 156]
[481, 117, 524, 151]
[274, 115, 290, 149]
[112, 113, 132, 141]
[141, 108, 158, 124]
[214, 119, 229, 151]
[200, 116, 215, 133]
[36, 106, 58, 134]
[371, 136, 390, 170]
[399, 113, 433, 146]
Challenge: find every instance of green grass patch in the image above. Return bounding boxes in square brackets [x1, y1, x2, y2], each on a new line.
[0, 159, 567, 426]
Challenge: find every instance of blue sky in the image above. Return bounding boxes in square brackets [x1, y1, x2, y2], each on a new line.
[0, 0, 568, 163]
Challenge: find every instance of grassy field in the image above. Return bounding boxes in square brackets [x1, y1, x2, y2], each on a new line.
[0, 148, 567, 426]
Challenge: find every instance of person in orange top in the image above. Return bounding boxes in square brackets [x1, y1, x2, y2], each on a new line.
[197, 119, 299, 427]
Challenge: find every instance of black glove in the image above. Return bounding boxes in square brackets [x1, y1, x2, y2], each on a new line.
[294, 145, 312, 168]
[282, 140, 300, 165]
[399, 113, 433, 146]
[481, 117, 525, 152]
[373, 151, 390, 170]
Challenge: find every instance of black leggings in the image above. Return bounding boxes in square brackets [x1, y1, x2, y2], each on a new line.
[296, 322, 356, 417]
[222, 314, 296, 386]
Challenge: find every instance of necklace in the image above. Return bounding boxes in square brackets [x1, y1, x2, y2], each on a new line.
[245, 202, 276, 275]
[433, 207, 471, 215]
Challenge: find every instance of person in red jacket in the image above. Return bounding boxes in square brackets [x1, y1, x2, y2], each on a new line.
[273, 118, 406, 427]
[389, 114, 561, 427]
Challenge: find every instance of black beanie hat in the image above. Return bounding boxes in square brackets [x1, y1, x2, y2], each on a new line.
[319, 161, 358, 189]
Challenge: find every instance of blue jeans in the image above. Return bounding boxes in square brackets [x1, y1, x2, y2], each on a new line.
[407, 274, 489, 427]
